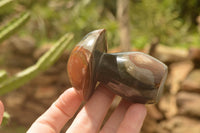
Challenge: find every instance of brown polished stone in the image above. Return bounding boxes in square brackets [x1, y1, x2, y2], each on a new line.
[67, 29, 168, 104]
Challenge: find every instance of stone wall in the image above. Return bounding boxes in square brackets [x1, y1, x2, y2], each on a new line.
[142, 45, 200, 133]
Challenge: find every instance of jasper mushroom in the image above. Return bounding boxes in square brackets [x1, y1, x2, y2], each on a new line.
[67, 29, 168, 104]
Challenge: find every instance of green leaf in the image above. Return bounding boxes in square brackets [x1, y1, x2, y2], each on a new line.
[0, 12, 30, 43]
[0, 0, 12, 7]
[0, 70, 8, 83]
[0, 0, 13, 14]
[0, 33, 73, 95]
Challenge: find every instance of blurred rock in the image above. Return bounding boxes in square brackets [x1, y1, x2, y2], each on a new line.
[189, 48, 200, 67]
[168, 61, 193, 94]
[181, 69, 200, 92]
[57, 71, 71, 87]
[142, 115, 158, 133]
[153, 45, 188, 63]
[9, 36, 36, 56]
[10, 108, 40, 126]
[31, 74, 59, 86]
[5, 54, 35, 68]
[177, 92, 200, 117]
[146, 105, 164, 120]
[159, 93, 177, 118]
[45, 61, 66, 75]
[34, 86, 57, 99]
[158, 116, 200, 133]
[5, 91, 26, 108]
[25, 101, 46, 114]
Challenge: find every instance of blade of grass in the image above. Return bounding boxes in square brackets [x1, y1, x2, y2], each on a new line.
[0, 33, 73, 95]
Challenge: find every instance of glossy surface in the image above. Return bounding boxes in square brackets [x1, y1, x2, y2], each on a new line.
[67, 29, 107, 100]
[67, 29, 168, 103]
[97, 52, 168, 104]
[67, 46, 91, 98]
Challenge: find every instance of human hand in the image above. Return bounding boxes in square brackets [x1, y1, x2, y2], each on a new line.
[28, 85, 147, 133]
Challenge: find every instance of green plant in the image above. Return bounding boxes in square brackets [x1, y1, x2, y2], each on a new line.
[0, 0, 14, 14]
[0, 70, 8, 83]
[0, 1, 74, 129]
[0, 12, 30, 43]
[0, 0, 74, 95]
[129, 0, 200, 48]
[0, 33, 73, 95]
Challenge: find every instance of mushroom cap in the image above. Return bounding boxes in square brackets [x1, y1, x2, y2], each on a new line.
[67, 29, 107, 100]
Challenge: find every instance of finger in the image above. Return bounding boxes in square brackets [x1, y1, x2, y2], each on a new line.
[100, 100, 131, 133]
[66, 84, 115, 133]
[0, 101, 4, 125]
[117, 104, 147, 133]
[27, 88, 82, 133]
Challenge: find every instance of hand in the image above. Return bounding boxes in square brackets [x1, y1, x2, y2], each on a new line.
[28, 85, 147, 133]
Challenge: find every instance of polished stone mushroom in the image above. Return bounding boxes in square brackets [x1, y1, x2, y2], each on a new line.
[67, 29, 168, 104]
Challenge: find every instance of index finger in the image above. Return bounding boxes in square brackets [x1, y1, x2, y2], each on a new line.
[27, 88, 82, 133]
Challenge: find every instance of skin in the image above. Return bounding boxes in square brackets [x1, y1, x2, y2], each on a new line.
[0, 101, 4, 125]
[0, 85, 147, 132]
[28, 85, 146, 133]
